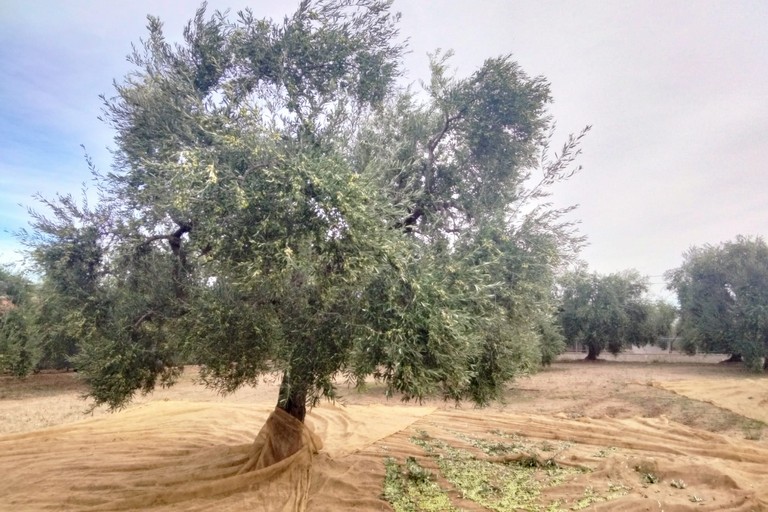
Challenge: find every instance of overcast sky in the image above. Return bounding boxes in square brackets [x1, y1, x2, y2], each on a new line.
[1, 0, 767, 300]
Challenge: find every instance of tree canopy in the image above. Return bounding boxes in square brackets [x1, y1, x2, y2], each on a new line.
[667, 235, 768, 371]
[23, 0, 586, 421]
[557, 269, 671, 360]
[0, 267, 37, 376]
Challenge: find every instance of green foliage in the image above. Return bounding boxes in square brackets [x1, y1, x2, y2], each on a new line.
[558, 269, 659, 359]
[646, 300, 677, 340]
[24, 0, 585, 414]
[0, 307, 38, 377]
[667, 235, 768, 370]
[0, 268, 39, 376]
[538, 317, 567, 366]
[0, 267, 34, 306]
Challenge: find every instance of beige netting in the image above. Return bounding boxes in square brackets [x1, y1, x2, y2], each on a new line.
[655, 377, 768, 423]
[2, 384, 768, 511]
[0, 402, 433, 511]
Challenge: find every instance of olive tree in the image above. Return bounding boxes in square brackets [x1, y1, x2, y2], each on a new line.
[25, 0, 585, 422]
[0, 267, 37, 376]
[558, 269, 656, 360]
[667, 235, 768, 370]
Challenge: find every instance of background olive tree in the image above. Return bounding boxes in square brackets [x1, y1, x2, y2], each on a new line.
[23, 0, 586, 422]
[557, 269, 671, 360]
[667, 235, 768, 371]
[0, 267, 37, 376]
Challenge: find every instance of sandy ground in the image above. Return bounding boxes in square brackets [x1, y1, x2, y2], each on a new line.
[1, 356, 767, 511]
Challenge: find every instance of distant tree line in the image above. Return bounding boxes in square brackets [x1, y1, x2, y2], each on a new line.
[0, 266, 80, 375]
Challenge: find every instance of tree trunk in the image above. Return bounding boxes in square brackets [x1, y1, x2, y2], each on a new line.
[585, 344, 599, 361]
[277, 371, 307, 423]
[238, 373, 313, 474]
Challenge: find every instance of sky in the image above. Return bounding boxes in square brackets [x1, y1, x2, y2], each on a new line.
[1, 0, 767, 301]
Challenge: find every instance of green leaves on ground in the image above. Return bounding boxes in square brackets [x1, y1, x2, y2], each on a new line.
[383, 430, 621, 512]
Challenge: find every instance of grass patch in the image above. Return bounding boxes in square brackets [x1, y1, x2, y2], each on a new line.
[742, 419, 765, 440]
[620, 386, 768, 434]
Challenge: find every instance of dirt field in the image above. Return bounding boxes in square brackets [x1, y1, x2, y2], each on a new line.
[1, 356, 767, 511]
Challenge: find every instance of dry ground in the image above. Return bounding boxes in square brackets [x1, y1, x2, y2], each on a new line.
[1, 355, 767, 511]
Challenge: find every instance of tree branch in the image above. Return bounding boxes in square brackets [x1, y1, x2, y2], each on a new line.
[133, 310, 155, 329]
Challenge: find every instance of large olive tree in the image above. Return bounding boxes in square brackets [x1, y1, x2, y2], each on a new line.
[25, 0, 585, 422]
[667, 235, 768, 370]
